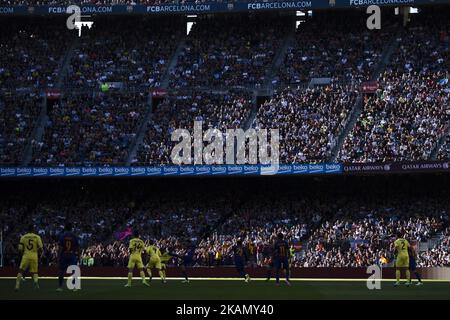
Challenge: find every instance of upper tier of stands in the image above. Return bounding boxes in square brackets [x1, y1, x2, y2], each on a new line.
[0, 9, 449, 166]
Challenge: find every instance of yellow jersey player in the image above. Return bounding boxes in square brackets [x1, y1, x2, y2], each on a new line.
[15, 224, 43, 291]
[393, 231, 410, 286]
[125, 231, 149, 287]
[146, 240, 166, 283]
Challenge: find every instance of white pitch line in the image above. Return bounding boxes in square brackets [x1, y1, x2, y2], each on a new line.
[0, 277, 449, 282]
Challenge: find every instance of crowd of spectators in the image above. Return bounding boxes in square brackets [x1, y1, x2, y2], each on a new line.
[418, 227, 450, 267]
[300, 209, 446, 267]
[338, 19, 449, 163]
[278, 13, 394, 86]
[437, 134, 449, 160]
[66, 17, 182, 89]
[134, 90, 252, 164]
[196, 197, 449, 267]
[31, 91, 147, 166]
[169, 14, 288, 89]
[0, 18, 71, 90]
[0, 183, 233, 267]
[254, 83, 357, 163]
[0, 93, 41, 165]
[2, 181, 448, 267]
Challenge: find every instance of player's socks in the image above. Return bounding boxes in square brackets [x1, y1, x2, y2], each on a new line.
[266, 270, 271, 281]
[159, 271, 166, 282]
[182, 270, 189, 281]
[415, 272, 422, 283]
[32, 274, 39, 289]
[147, 269, 152, 282]
[406, 270, 411, 283]
[127, 272, 133, 286]
[245, 274, 250, 283]
[15, 273, 23, 290]
[58, 271, 65, 289]
[275, 270, 280, 284]
[139, 271, 150, 286]
[395, 270, 400, 282]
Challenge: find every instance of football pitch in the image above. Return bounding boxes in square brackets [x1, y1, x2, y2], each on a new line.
[1, 278, 450, 300]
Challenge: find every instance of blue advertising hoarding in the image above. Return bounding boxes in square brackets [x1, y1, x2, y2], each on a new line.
[1, 161, 448, 177]
[0, 164, 343, 177]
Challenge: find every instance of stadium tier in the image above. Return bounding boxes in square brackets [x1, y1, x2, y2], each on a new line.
[0, 175, 448, 268]
[254, 84, 358, 163]
[135, 90, 253, 164]
[32, 92, 148, 165]
[0, 7, 448, 169]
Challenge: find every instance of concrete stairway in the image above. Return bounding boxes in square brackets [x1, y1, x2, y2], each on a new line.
[430, 126, 448, 160]
[260, 31, 295, 95]
[21, 96, 47, 166]
[125, 93, 154, 165]
[329, 33, 400, 162]
[21, 39, 79, 166]
[160, 36, 186, 89]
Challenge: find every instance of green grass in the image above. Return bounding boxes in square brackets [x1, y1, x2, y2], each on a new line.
[1, 278, 449, 300]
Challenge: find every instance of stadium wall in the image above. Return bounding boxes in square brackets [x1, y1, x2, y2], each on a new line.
[1, 1, 450, 17]
[0, 267, 449, 280]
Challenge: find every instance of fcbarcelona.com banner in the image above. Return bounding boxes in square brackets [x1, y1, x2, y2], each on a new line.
[0, 164, 343, 177]
[0, 0, 448, 16]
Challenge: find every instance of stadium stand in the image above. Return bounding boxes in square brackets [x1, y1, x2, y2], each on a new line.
[134, 90, 253, 164]
[0, 18, 72, 90]
[32, 91, 148, 166]
[65, 17, 183, 89]
[1, 176, 448, 267]
[0, 93, 41, 164]
[338, 16, 450, 162]
[437, 134, 449, 160]
[254, 83, 357, 163]
[168, 14, 289, 89]
[278, 12, 394, 86]
[0, 9, 448, 165]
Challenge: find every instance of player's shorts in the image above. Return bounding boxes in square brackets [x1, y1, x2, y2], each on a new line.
[147, 256, 162, 269]
[409, 257, 417, 271]
[183, 256, 193, 267]
[274, 257, 289, 270]
[127, 256, 144, 269]
[265, 259, 274, 268]
[395, 254, 409, 268]
[19, 255, 38, 273]
[59, 255, 77, 271]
